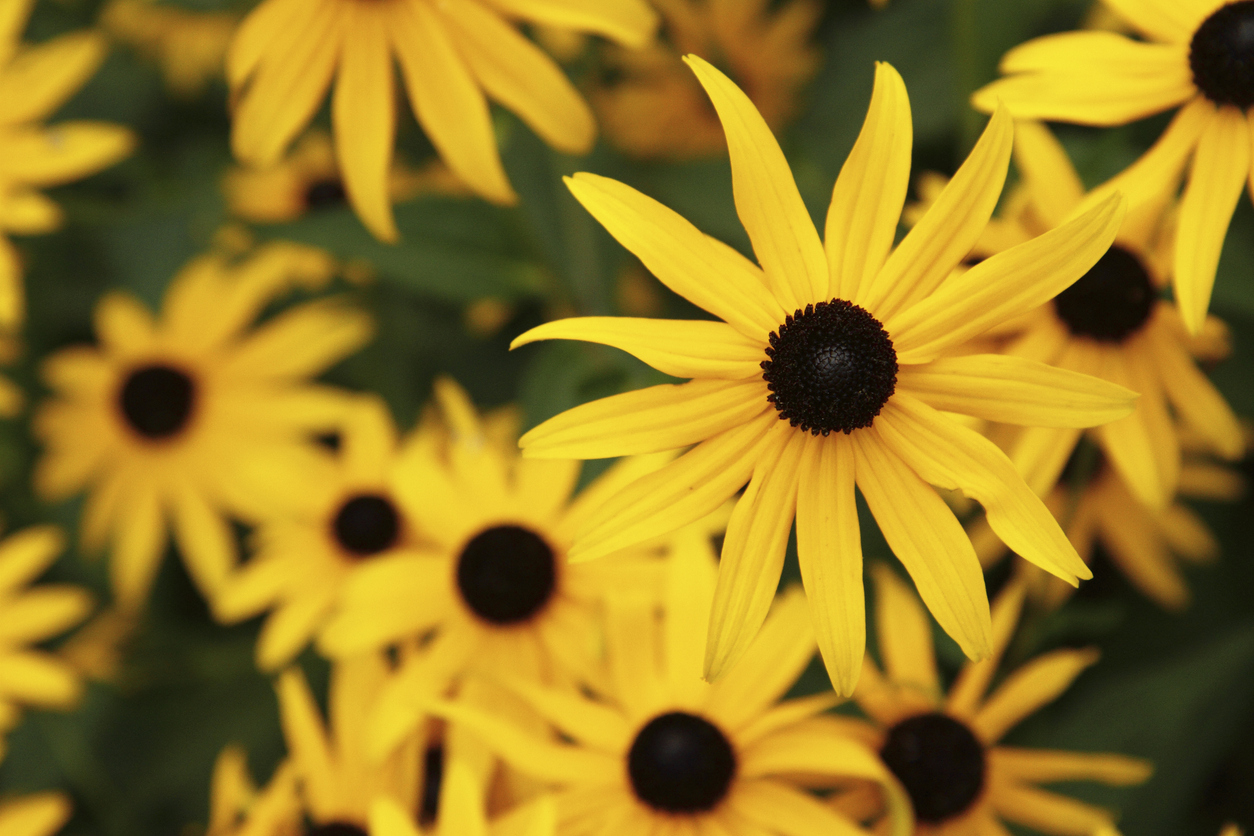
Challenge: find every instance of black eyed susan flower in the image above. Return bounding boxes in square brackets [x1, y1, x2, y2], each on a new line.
[972, 0, 1254, 334]
[316, 379, 668, 758]
[512, 57, 1136, 694]
[839, 566, 1151, 835]
[0, 793, 72, 836]
[226, 0, 658, 242]
[215, 396, 429, 671]
[33, 243, 371, 611]
[427, 539, 913, 836]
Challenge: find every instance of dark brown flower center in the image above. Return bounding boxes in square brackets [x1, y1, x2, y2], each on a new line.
[332, 493, 400, 556]
[761, 299, 897, 435]
[455, 525, 557, 625]
[1191, 1, 1254, 108]
[304, 178, 348, 210]
[880, 712, 986, 824]
[628, 712, 736, 813]
[308, 824, 367, 836]
[1052, 245, 1155, 343]
[419, 743, 443, 826]
[119, 364, 196, 439]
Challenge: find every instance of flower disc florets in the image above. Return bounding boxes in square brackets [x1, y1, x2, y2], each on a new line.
[456, 525, 557, 625]
[880, 712, 986, 824]
[1190, 1, 1254, 108]
[333, 493, 400, 556]
[1052, 245, 1155, 343]
[628, 712, 737, 813]
[119, 364, 196, 439]
[761, 299, 898, 435]
[304, 178, 348, 210]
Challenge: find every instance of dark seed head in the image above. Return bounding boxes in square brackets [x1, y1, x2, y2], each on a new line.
[880, 712, 986, 824]
[1190, 1, 1254, 108]
[308, 824, 367, 836]
[419, 743, 444, 826]
[304, 178, 348, 210]
[332, 493, 401, 556]
[761, 299, 897, 435]
[1052, 245, 1156, 343]
[455, 525, 557, 625]
[118, 364, 196, 439]
[628, 712, 737, 813]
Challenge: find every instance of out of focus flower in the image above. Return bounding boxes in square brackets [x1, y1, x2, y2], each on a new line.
[839, 566, 1151, 834]
[513, 57, 1132, 694]
[100, 0, 236, 97]
[972, 0, 1254, 334]
[33, 243, 370, 610]
[205, 745, 302, 836]
[226, 0, 657, 241]
[430, 537, 913, 836]
[0, 793, 71, 836]
[593, 0, 820, 159]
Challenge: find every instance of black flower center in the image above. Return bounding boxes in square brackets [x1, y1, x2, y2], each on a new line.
[419, 743, 444, 826]
[880, 712, 986, 824]
[118, 364, 196, 439]
[1052, 245, 1155, 342]
[455, 525, 557, 625]
[628, 712, 737, 813]
[304, 178, 348, 210]
[761, 300, 897, 435]
[1190, 1, 1254, 108]
[332, 494, 400, 556]
[308, 824, 367, 836]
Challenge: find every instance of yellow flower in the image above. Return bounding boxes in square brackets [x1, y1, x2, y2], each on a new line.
[0, 527, 92, 756]
[226, 0, 658, 242]
[0, 0, 135, 327]
[841, 566, 1151, 834]
[592, 0, 821, 159]
[205, 745, 302, 836]
[0, 793, 72, 836]
[427, 539, 913, 836]
[215, 396, 430, 671]
[100, 0, 237, 97]
[972, 0, 1254, 334]
[315, 379, 668, 757]
[33, 242, 371, 611]
[967, 122, 1243, 509]
[224, 131, 468, 226]
[511, 57, 1135, 694]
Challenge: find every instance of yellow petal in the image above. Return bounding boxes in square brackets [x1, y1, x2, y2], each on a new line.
[972, 647, 1099, 742]
[825, 62, 912, 303]
[224, 299, 372, 379]
[1094, 349, 1176, 508]
[1094, 483, 1190, 610]
[851, 428, 992, 662]
[492, 676, 631, 753]
[0, 587, 92, 645]
[991, 782, 1113, 835]
[564, 172, 784, 339]
[171, 481, 235, 601]
[275, 668, 337, 807]
[898, 354, 1137, 428]
[793, 435, 863, 696]
[1099, 0, 1213, 43]
[317, 556, 448, 656]
[1175, 106, 1251, 334]
[1012, 121, 1085, 229]
[0, 526, 66, 594]
[663, 527, 718, 699]
[1148, 327, 1244, 459]
[226, 0, 303, 89]
[0, 122, 134, 186]
[437, 759, 488, 836]
[685, 55, 827, 310]
[0, 32, 105, 126]
[728, 779, 868, 836]
[111, 486, 166, 611]
[0, 793, 72, 836]
[870, 563, 939, 698]
[991, 747, 1153, 786]
[0, 651, 79, 707]
[481, 0, 658, 48]
[94, 292, 156, 357]
[370, 797, 422, 836]
[256, 594, 334, 672]
[946, 579, 1026, 718]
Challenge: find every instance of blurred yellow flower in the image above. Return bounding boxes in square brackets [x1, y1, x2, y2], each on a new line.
[513, 57, 1133, 694]
[226, 0, 657, 241]
[0, 793, 72, 836]
[100, 0, 237, 97]
[33, 243, 371, 610]
[972, 0, 1254, 334]
[205, 745, 302, 836]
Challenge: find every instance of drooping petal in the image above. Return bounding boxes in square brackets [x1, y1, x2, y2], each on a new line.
[990, 781, 1114, 835]
[1146, 327, 1244, 459]
[479, 0, 658, 47]
[972, 647, 1099, 743]
[946, 580, 1026, 718]
[171, 480, 235, 602]
[990, 747, 1153, 786]
[870, 563, 940, 698]
[1094, 348, 1176, 509]
[275, 668, 337, 808]
[111, 485, 167, 611]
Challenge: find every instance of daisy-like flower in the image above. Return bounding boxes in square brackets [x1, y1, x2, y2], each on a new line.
[226, 0, 658, 242]
[511, 56, 1135, 694]
[428, 538, 913, 836]
[316, 379, 668, 757]
[215, 396, 430, 671]
[224, 131, 467, 226]
[0, 0, 135, 327]
[0, 793, 72, 836]
[101, 0, 237, 97]
[963, 122, 1242, 508]
[838, 566, 1151, 835]
[33, 242, 371, 610]
[971, 0, 1254, 334]
[592, 0, 821, 159]
[0, 526, 93, 758]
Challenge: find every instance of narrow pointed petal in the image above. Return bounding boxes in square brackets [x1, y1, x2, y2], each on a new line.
[0, 794, 71, 836]
[1099, 0, 1212, 43]
[1094, 349, 1176, 508]
[991, 747, 1153, 786]
[685, 55, 828, 309]
[991, 783, 1113, 835]
[1175, 107, 1250, 334]
[511, 317, 765, 380]
[111, 487, 166, 611]
[0, 527, 65, 594]
[972, 648, 1099, 742]
[870, 563, 940, 698]
[728, 780, 868, 836]
[1147, 329, 1244, 459]
[947, 580, 1026, 718]
[897, 354, 1137, 428]
[1012, 121, 1085, 229]
[275, 668, 336, 805]
[825, 63, 912, 303]
[851, 429, 992, 661]
[794, 435, 864, 696]
[480, 0, 658, 48]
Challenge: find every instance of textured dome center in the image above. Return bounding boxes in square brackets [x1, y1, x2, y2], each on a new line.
[880, 712, 986, 824]
[1052, 245, 1155, 342]
[333, 493, 401, 556]
[761, 299, 897, 435]
[456, 525, 557, 625]
[1191, 1, 1254, 108]
[628, 711, 737, 813]
[119, 364, 196, 439]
